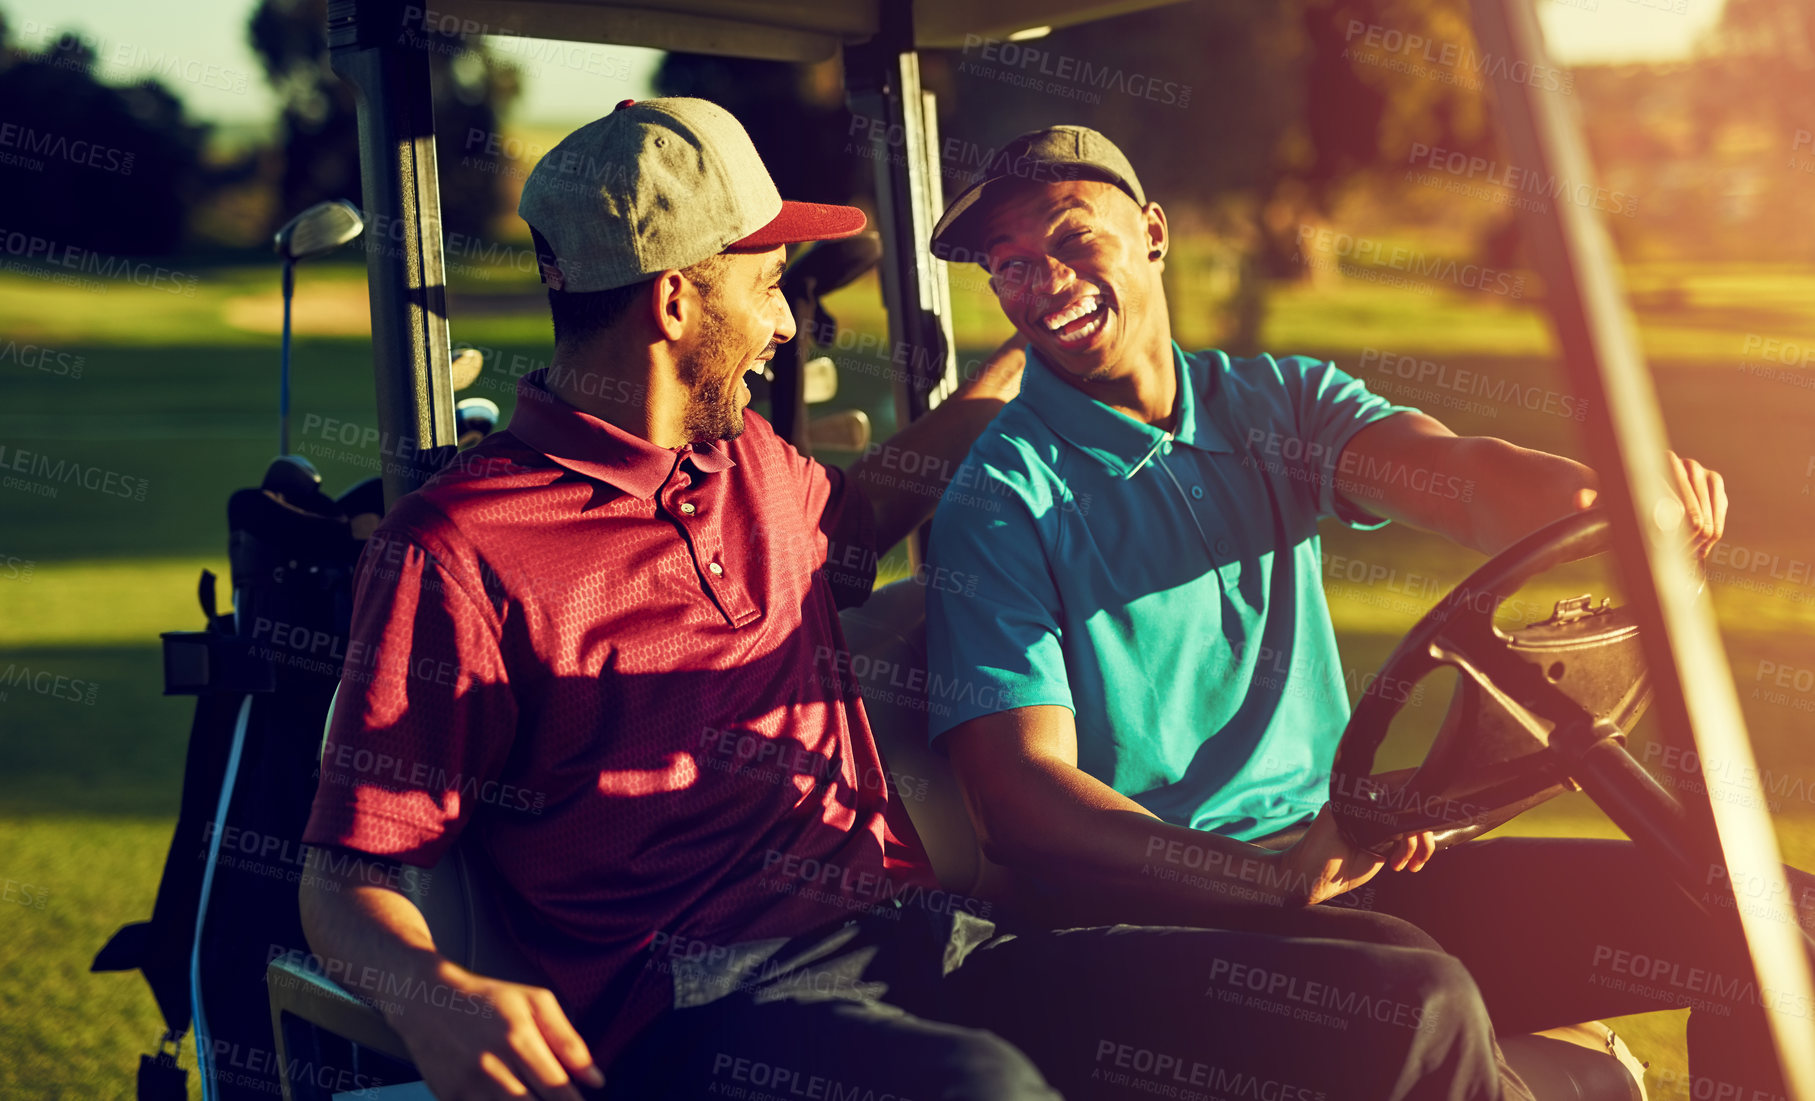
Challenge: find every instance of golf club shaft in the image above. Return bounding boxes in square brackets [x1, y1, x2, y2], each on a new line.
[280, 261, 295, 455]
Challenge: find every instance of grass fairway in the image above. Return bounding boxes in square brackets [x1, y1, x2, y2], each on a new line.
[3, 255, 1814, 1100]
[1, 818, 177, 1099]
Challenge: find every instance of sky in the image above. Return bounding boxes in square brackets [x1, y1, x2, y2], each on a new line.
[0, 0, 1729, 133]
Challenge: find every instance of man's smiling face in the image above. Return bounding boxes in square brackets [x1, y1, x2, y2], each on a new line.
[678, 246, 794, 442]
[978, 178, 1168, 383]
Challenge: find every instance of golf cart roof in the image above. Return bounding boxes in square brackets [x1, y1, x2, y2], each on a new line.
[422, 0, 1184, 59]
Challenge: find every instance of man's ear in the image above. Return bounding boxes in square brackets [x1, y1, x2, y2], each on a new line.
[650, 270, 690, 341]
[1143, 201, 1169, 264]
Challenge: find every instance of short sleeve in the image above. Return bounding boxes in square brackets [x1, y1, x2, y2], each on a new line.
[1277, 355, 1420, 529]
[302, 524, 518, 868]
[759, 417, 878, 611]
[804, 459, 879, 610]
[923, 463, 1073, 745]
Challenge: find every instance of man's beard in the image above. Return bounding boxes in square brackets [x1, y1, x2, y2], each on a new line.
[680, 369, 743, 443]
[676, 303, 754, 443]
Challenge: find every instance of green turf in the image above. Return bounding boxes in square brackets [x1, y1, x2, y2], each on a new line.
[0, 817, 186, 1100]
[5, 255, 1815, 1100]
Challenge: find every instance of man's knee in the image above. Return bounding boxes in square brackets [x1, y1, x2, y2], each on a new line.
[937, 1029, 1063, 1101]
[1350, 950, 1502, 1101]
[1398, 949, 1490, 1030]
[1316, 906, 1445, 953]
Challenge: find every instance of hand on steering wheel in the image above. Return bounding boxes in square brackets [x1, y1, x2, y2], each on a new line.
[1330, 508, 1661, 857]
[1278, 804, 1436, 906]
[1574, 450, 1728, 559]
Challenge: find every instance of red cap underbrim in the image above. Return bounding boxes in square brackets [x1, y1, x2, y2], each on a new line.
[730, 200, 867, 249]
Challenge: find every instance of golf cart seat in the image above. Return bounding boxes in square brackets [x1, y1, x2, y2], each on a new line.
[841, 579, 1650, 1101]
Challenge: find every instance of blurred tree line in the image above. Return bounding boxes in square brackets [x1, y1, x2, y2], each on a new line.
[246, 0, 518, 243]
[656, 0, 1815, 344]
[2, 0, 1810, 298]
[657, 0, 1500, 350]
[0, 0, 517, 257]
[0, 13, 214, 254]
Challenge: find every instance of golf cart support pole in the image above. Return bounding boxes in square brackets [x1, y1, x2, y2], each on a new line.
[1470, 0, 1815, 1092]
[328, 0, 460, 506]
[846, 0, 960, 563]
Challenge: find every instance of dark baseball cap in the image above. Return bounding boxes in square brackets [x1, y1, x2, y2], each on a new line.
[930, 125, 1146, 263]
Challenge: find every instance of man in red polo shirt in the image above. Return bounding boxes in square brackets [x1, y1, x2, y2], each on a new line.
[298, 98, 1518, 1101]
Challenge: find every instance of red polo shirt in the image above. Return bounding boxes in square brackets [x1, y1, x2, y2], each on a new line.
[303, 369, 934, 1061]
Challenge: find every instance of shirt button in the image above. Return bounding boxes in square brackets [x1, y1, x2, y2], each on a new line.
[707, 562, 724, 576]
[1191, 486, 1204, 500]
[1215, 538, 1232, 556]
[679, 502, 697, 515]
[1161, 442, 1174, 455]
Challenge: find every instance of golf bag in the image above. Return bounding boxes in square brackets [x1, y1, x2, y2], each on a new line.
[92, 476, 383, 1101]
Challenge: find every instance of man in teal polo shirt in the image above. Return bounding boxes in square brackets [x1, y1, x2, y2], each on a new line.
[928, 337, 1420, 844]
[918, 125, 1801, 1096]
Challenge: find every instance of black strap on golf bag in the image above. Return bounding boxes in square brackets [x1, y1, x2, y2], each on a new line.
[92, 484, 371, 1101]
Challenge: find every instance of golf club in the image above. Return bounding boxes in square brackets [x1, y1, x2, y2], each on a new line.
[456, 397, 500, 449]
[450, 346, 486, 391]
[259, 453, 324, 505]
[273, 200, 364, 456]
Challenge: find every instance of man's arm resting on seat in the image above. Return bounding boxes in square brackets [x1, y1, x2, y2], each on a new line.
[298, 846, 604, 1101]
[944, 706, 1432, 921]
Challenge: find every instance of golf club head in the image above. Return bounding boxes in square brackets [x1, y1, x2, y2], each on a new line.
[261, 454, 338, 516]
[456, 397, 500, 448]
[274, 199, 365, 263]
[806, 410, 871, 452]
[450, 346, 485, 391]
[263, 454, 320, 491]
[803, 356, 838, 404]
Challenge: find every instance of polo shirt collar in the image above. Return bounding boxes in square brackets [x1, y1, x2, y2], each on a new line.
[507, 368, 734, 500]
[1018, 341, 1234, 477]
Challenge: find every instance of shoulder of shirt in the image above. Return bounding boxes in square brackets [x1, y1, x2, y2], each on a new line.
[1191, 348, 1333, 390]
[1187, 348, 1345, 425]
[929, 401, 1079, 543]
[728, 406, 792, 463]
[364, 492, 474, 574]
[723, 409, 824, 492]
[365, 433, 552, 568]
[952, 398, 1067, 498]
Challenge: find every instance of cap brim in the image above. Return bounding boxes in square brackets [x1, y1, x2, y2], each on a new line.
[930, 178, 993, 261]
[931, 164, 1140, 262]
[730, 201, 867, 249]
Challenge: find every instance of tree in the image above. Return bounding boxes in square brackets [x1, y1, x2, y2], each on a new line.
[929, 0, 1496, 269]
[655, 0, 1500, 349]
[1707, 0, 1815, 170]
[0, 28, 211, 254]
[655, 52, 874, 220]
[247, 0, 521, 241]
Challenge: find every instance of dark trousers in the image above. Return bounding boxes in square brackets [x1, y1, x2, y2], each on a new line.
[1356, 837, 1812, 1099]
[1170, 835, 1810, 1098]
[605, 905, 1515, 1101]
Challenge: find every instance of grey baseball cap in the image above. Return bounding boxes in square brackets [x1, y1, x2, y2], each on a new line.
[930, 125, 1146, 263]
[519, 97, 866, 293]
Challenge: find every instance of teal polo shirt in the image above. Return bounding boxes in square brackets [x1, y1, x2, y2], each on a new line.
[923, 343, 1418, 840]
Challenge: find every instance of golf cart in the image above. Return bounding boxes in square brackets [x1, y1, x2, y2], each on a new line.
[243, 0, 1815, 1098]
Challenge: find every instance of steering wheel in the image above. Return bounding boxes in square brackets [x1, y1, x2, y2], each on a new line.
[1329, 508, 1657, 855]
